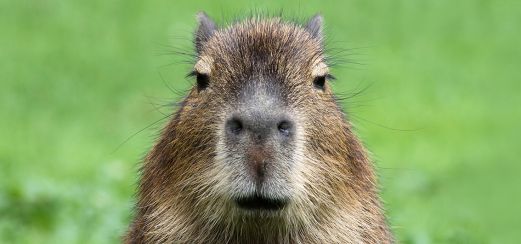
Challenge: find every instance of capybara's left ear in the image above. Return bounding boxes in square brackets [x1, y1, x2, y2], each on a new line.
[194, 11, 217, 55]
[305, 14, 324, 42]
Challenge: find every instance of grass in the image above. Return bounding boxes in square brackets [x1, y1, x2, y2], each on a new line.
[1, 0, 520, 243]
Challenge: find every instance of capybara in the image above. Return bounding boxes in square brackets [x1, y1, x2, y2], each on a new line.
[125, 12, 393, 244]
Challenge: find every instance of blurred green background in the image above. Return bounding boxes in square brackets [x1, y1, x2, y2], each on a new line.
[1, 0, 520, 243]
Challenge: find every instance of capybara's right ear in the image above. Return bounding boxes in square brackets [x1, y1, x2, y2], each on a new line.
[305, 14, 324, 42]
[195, 11, 217, 55]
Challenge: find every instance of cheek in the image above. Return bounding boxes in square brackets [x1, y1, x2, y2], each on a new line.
[287, 134, 307, 191]
[285, 111, 341, 198]
[209, 128, 238, 191]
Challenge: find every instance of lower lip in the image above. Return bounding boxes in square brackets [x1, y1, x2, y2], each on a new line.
[235, 196, 288, 211]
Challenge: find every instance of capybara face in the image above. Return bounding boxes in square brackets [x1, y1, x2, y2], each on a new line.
[186, 14, 342, 216]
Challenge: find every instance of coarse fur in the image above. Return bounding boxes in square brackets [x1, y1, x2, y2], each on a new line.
[125, 13, 393, 244]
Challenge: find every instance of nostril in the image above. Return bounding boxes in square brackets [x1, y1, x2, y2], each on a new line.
[227, 118, 243, 135]
[277, 120, 292, 136]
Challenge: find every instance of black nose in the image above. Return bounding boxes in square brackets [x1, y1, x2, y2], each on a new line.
[225, 112, 294, 143]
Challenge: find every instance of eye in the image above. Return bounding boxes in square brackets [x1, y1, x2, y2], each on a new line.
[188, 71, 210, 91]
[313, 74, 334, 90]
[196, 73, 210, 91]
[313, 76, 326, 90]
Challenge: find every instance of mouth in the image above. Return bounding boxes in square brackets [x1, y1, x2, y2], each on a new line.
[234, 195, 288, 211]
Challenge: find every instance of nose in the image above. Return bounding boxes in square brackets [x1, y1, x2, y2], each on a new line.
[225, 109, 295, 181]
[225, 111, 294, 143]
[224, 80, 296, 181]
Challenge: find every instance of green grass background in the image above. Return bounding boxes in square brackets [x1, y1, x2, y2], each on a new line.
[1, 0, 520, 243]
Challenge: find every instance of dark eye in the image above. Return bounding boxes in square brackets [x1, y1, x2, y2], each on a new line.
[189, 71, 209, 91]
[313, 76, 326, 90]
[196, 73, 209, 91]
[313, 74, 335, 91]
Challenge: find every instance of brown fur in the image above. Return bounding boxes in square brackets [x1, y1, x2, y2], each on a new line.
[125, 14, 393, 243]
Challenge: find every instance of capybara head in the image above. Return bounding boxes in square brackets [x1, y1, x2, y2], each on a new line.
[127, 12, 392, 243]
[189, 13, 339, 215]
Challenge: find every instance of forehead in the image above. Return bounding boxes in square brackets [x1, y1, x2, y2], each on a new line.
[197, 19, 326, 80]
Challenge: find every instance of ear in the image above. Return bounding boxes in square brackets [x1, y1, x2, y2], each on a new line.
[305, 14, 324, 41]
[195, 12, 217, 55]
